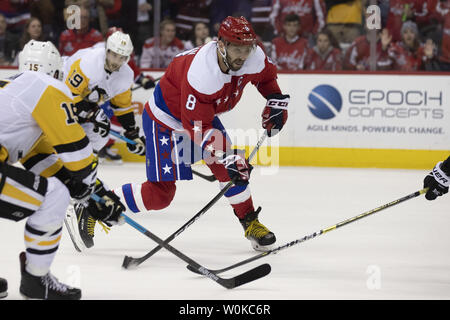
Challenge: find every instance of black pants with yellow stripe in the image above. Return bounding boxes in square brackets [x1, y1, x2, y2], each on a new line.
[0, 161, 48, 222]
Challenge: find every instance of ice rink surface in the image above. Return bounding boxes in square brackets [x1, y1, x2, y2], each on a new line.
[1, 162, 449, 300]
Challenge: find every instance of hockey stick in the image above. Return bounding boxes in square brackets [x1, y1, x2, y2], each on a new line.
[122, 131, 268, 269]
[187, 188, 428, 275]
[121, 213, 271, 289]
[109, 129, 217, 182]
[85, 195, 270, 288]
[192, 169, 217, 182]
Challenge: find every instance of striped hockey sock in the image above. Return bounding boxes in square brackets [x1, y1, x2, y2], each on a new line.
[24, 222, 63, 276]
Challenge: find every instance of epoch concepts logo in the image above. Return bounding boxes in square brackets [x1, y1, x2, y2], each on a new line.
[307, 84, 343, 120]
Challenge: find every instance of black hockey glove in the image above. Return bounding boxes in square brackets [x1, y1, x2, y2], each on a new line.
[423, 161, 450, 200]
[262, 93, 289, 137]
[124, 127, 146, 156]
[91, 108, 111, 138]
[218, 149, 253, 186]
[136, 73, 156, 89]
[54, 165, 96, 202]
[87, 179, 125, 226]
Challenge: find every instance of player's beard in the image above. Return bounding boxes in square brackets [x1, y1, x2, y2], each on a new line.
[227, 56, 245, 71]
[105, 60, 121, 72]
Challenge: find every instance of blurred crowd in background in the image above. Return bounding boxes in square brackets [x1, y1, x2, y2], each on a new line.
[0, 0, 448, 72]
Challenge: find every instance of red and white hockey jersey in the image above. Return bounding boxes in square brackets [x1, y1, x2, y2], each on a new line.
[145, 40, 281, 153]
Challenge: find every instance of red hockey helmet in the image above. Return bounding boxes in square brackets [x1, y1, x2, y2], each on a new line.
[218, 16, 257, 46]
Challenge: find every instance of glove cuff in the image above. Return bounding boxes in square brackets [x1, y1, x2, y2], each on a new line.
[433, 162, 450, 187]
[441, 157, 450, 176]
[266, 93, 290, 110]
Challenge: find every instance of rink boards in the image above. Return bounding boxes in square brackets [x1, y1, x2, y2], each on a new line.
[130, 70, 450, 169]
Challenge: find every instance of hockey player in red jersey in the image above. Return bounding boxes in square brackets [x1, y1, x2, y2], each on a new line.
[73, 16, 290, 252]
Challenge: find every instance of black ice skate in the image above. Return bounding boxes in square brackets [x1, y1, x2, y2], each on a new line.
[64, 202, 111, 252]
[239, 207, 276, 252]
[0, 277, 7, 299]
[19, 252, 81, 300]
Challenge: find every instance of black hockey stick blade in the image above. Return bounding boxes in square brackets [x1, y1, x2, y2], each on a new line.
[227, 263, 271, 289]
[122, 255, 139, 269]
[195, 263, 271, 289]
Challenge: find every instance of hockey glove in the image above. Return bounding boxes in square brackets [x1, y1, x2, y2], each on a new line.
[91, 108, 111, 138]
[262, 93, 290, 137]
[72, 100, 98, 123]
[55, 165, 97, 202]
[87, 179, 125, 226]
[136, 73, 156, 89]
[423, 161, 450, 200]
[218, 149, 253, 186]
[124, 127, 146, 156]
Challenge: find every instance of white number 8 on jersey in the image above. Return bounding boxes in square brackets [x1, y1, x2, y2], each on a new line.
[185, 94, 196, 110]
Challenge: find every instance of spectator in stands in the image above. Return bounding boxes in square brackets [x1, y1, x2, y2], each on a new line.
[428, 0, 450, 71]
[343, 28, 393, 70]
[119, 0, 155, 57]
[250, 0, 274, 42]
[18, 17, 46, 51]
[29, 0, 58, 45]
[414, 0, 441, 43]
[104, 0, 123, 29]
[271, 13, 308, 70]
[140, 19, 184, 68]
[388, 21, 438, 71]
[0, 13, 19, 65]
[385, 0, 417, 42]
[269, 0, 326, 43]
[209, 0, 252, 37]
[92, 0, 116, 36]
[172, 0, 212, 41]
[325, 0, 363, 50]
[304, 28, 343, 70]
[0, 0, 31, 35]
[59, 5, 103, 56]
[183, 21, 212, 50]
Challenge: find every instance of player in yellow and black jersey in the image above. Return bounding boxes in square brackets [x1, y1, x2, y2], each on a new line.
[0, 40, 125, 300]
[62, 30, 146, 252]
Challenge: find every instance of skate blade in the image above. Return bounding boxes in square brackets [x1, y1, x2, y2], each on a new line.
[249, 239, 274, 252]
[64, 206, 87, 253]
